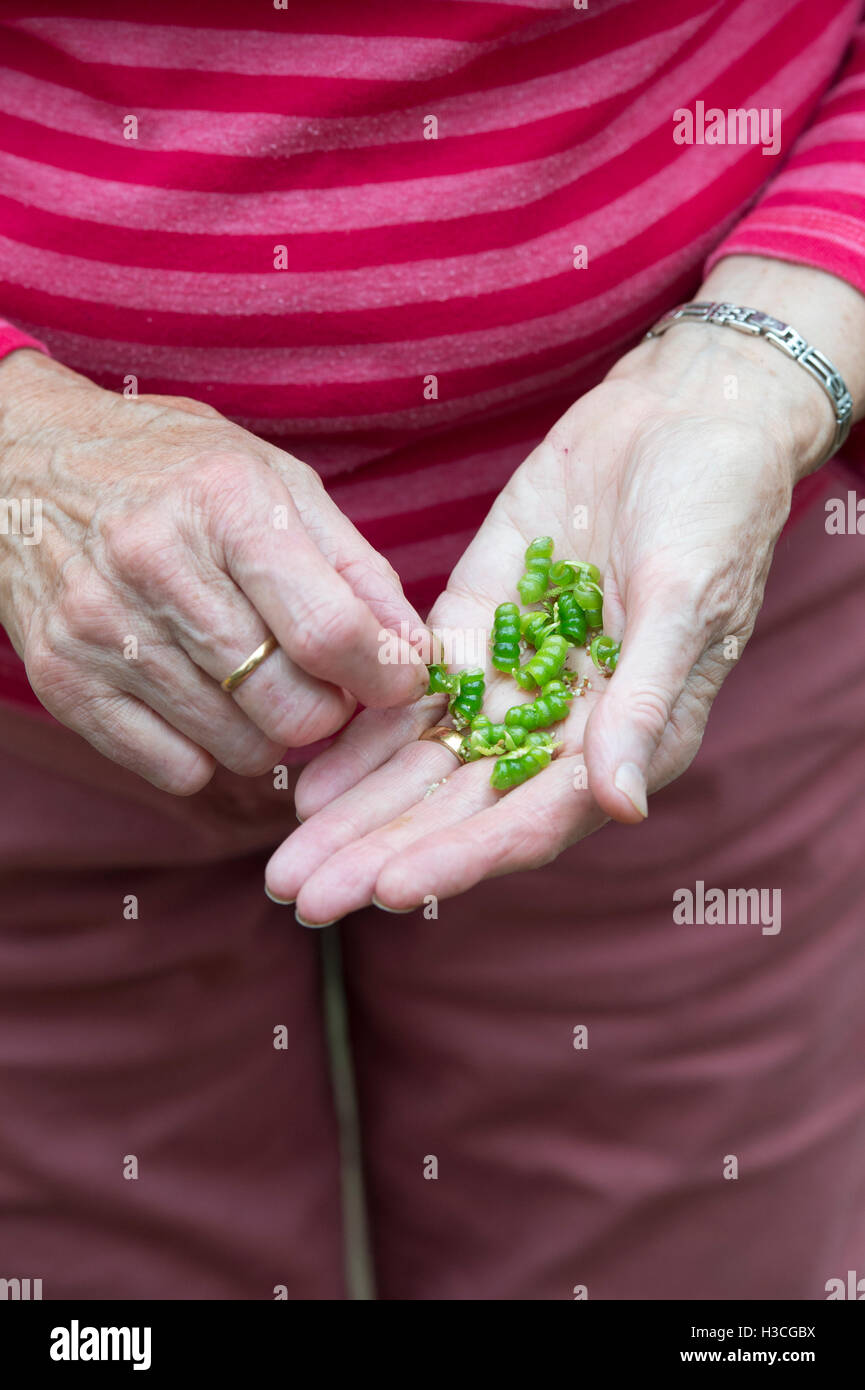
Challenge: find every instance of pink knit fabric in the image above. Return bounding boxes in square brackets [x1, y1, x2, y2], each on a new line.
[1, 2, 864, 714]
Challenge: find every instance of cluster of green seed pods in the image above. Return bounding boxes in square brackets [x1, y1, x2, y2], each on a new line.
[424, 537, 622, 790]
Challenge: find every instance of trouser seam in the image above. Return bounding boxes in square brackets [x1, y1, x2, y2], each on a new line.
[320, 924, 376, 1300]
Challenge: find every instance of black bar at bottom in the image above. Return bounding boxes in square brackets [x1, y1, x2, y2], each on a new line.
[0, 1297, 857, 1379]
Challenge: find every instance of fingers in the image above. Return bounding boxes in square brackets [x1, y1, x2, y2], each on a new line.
[46, 547, 354, 763]
[293, 752, 496, 923]
[173, 603, 356, 750]
[271, 749, 607, 922]
[82, 466, 358, 753]
[292, 581, 550, 817]
[223, 646, 356, 750]
[373, 754, 607, 907]
[293, 694, 448, 819]
[266, 737, 476, 916]
[217, 469, 427, 709]
[111, 638, 288, 776]
[292, 478, 427, 640]
[268, 739, 478, 911]
[582, 592, 703, 824]
[40, 678, 215, 796]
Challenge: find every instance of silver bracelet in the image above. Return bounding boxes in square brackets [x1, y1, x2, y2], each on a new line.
[645, 301, 854, 458]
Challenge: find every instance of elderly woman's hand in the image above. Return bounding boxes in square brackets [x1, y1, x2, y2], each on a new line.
[0, 350, 427, 792]
[264, 260, 860, 922]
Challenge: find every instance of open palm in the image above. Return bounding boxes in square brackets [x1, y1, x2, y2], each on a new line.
[266, 353, 799, 924]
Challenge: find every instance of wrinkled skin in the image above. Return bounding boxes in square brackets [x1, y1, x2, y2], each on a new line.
[266, 319, 836, 923]
[0, 351, 427, 793]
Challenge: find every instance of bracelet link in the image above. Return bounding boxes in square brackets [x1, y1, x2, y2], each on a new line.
[646, 301, 854, 460]
[763, 326, 806, 360]
[710, 302, 763, 335]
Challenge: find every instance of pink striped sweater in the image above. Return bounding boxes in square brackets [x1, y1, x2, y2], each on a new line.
[1, 0, 864, 712]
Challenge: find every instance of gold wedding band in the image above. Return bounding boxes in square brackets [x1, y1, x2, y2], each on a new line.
[418, 724, 465, 762]
[220, 635, 278, 693]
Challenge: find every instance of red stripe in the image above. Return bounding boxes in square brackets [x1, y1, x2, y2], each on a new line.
[0, 7, 828, 279]
[801, 83, 865, 127]
[0, 117, 817, 352]
[757, 188, 865, 218]
[0, 3, 734, 193]
[0, 2, 718, 115]
[716, 224, 865, 286]
[360, 489, 499, 550]
[71, 315, 651, 419]
[329, 396, 571, 485]
[1, 2, 563, 41]
[288, 387, 595, 486]
[767, 139, 865, 169]
[0, 102, 633, 194]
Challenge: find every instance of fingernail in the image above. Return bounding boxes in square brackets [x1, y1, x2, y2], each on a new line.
[295, 811, 305, 823]
[614, 762, 648, 819]
[295, 909, 340, 929]
[371, 895, 416, 915]
[265, 886, 295, 905]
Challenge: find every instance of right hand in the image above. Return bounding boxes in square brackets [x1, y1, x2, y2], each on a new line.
[0, 350, 428, 793]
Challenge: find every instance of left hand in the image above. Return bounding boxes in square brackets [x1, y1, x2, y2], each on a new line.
[265, 267, 854, 924]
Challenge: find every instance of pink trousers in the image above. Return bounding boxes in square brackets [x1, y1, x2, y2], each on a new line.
[2, 461, 865, 1300]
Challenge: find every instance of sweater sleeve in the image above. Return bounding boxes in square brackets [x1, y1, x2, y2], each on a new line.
[0, 318, 50, 363]
[705, 13, 865, 297]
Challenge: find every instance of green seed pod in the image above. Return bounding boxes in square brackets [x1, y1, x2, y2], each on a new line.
[426, 663, 454, 695]
[572, 581, 603, 628]
[523, 633, 570, 687]
[462, 716, 527, 759]
[589, 634, 621, 673]
[460, 715, 494, 761]
[574, 561, 601, 587]
[549, 560, 577, 588]
[504, 680, 572, 732]
[449, 668, 485, 728]
[461, 735, 491, 762]
[517, 537, 554, 604]
[520, 609, 556, 649]
[490, 735, 555, 791]
[512, 662, 537, 690]
[522, 729, 554, 747]
[555, 591, 587, 645]
[491, 602, 522, 672]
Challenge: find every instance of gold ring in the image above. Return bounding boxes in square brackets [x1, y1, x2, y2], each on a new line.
[418, 724, 465, 762]
[220, 635, 278, 693]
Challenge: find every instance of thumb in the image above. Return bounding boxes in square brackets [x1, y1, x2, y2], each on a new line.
[583, 595, 701, 824]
